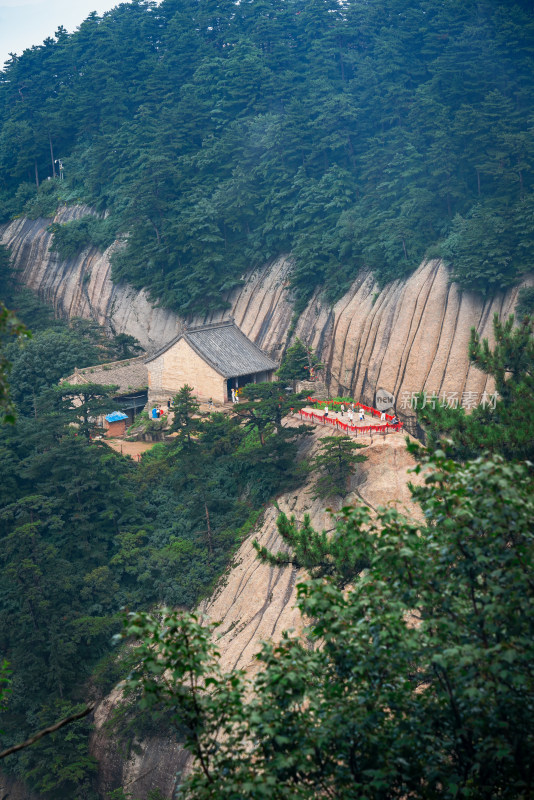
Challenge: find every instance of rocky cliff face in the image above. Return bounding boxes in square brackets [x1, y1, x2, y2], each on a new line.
[1, 208, 180, 351]
[2, 209, 528, 412]
[90, 423, 422, 799]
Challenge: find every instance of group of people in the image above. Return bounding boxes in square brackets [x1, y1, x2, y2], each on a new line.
[324, 401, 365, 423]
[322, 402, 400, 428]
[230, 388, 240, 404]
[151, 398, 173, 420]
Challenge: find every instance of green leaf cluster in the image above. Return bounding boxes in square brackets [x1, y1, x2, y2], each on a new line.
[48, 215, 118, 260]
[124, 452, 534, 799]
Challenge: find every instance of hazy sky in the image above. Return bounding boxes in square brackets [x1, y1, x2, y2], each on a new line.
[0, 0, 132, 68]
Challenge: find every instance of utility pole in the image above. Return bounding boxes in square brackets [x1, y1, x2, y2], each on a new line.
[49, 134, 56, 178]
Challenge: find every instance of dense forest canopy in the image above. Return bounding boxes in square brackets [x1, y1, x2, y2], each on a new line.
[0, 0, 532, 314]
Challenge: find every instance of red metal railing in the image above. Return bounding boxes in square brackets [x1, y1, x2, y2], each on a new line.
[300, 399, 402, 435]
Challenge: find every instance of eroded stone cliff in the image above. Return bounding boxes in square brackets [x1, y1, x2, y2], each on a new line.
[2, 209, 529, 411]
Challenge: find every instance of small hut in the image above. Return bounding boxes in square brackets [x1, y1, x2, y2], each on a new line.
[104, 411, 129, 437]
[146, 320, 278, 406]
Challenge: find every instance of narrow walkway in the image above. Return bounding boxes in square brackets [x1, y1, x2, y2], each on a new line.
[298, 400, 403, 437]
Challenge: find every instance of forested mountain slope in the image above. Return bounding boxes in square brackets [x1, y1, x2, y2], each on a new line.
[1, 0, 532, 315]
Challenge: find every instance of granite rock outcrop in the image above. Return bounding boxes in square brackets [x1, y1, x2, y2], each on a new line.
[2, 209, 529, 413]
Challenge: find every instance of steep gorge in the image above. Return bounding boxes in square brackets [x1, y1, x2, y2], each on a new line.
[2, 208, 529, 413]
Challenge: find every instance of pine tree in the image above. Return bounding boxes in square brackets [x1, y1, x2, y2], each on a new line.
[276, 337, 323, 384]
[169, 384, 201, 446]
[59, 382, 119, 439]
[234, 381, 306, 445]
[416, 313, 534, 461]
[310, 434, 366, 500]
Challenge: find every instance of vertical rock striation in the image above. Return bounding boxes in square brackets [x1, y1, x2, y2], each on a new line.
[1, 210, 529, 407]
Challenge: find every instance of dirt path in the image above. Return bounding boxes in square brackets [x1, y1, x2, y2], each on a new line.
[105, 438, 158, 459]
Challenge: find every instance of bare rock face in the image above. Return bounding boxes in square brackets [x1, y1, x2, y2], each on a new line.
[199, 427, 420, 678]
[1, 209, 179, 352]
[90, 426, 421, 799]
[90, 685, 190, 800]
[0, 772, 40, 800]
[1, 211, 529, 410]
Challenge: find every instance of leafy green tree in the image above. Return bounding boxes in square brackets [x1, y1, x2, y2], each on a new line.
[0, 302, 30, 423]
[310, 433, 367, 500]
[516, 287, 534, 318]
[59, 381, 119, 439]
[7, 329, 100, 416]
[234, 381, 306, 445]
[108, 333, 144, 361]
[0, 243, 13, 302]
[0, 659, 11, 715]
[123, 451, 534, 800]
[16, 701, 98, 800]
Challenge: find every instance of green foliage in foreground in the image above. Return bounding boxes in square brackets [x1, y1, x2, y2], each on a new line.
[416, 314, 534, 461]
[124, 452, 534, 799]
[0, 371, 307, 799]
[0, 0, 532, 311]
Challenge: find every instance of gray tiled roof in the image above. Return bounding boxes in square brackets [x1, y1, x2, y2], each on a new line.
[64, 356, 148, 395]
[145, 321, 278, 378]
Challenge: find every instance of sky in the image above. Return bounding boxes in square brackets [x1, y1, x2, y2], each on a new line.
[0, 0, 132, 68]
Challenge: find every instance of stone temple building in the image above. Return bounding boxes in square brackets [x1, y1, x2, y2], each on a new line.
[146, 320, 278, 406]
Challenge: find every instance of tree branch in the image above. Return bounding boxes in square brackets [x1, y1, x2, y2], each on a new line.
[0, 704, 95, 760]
